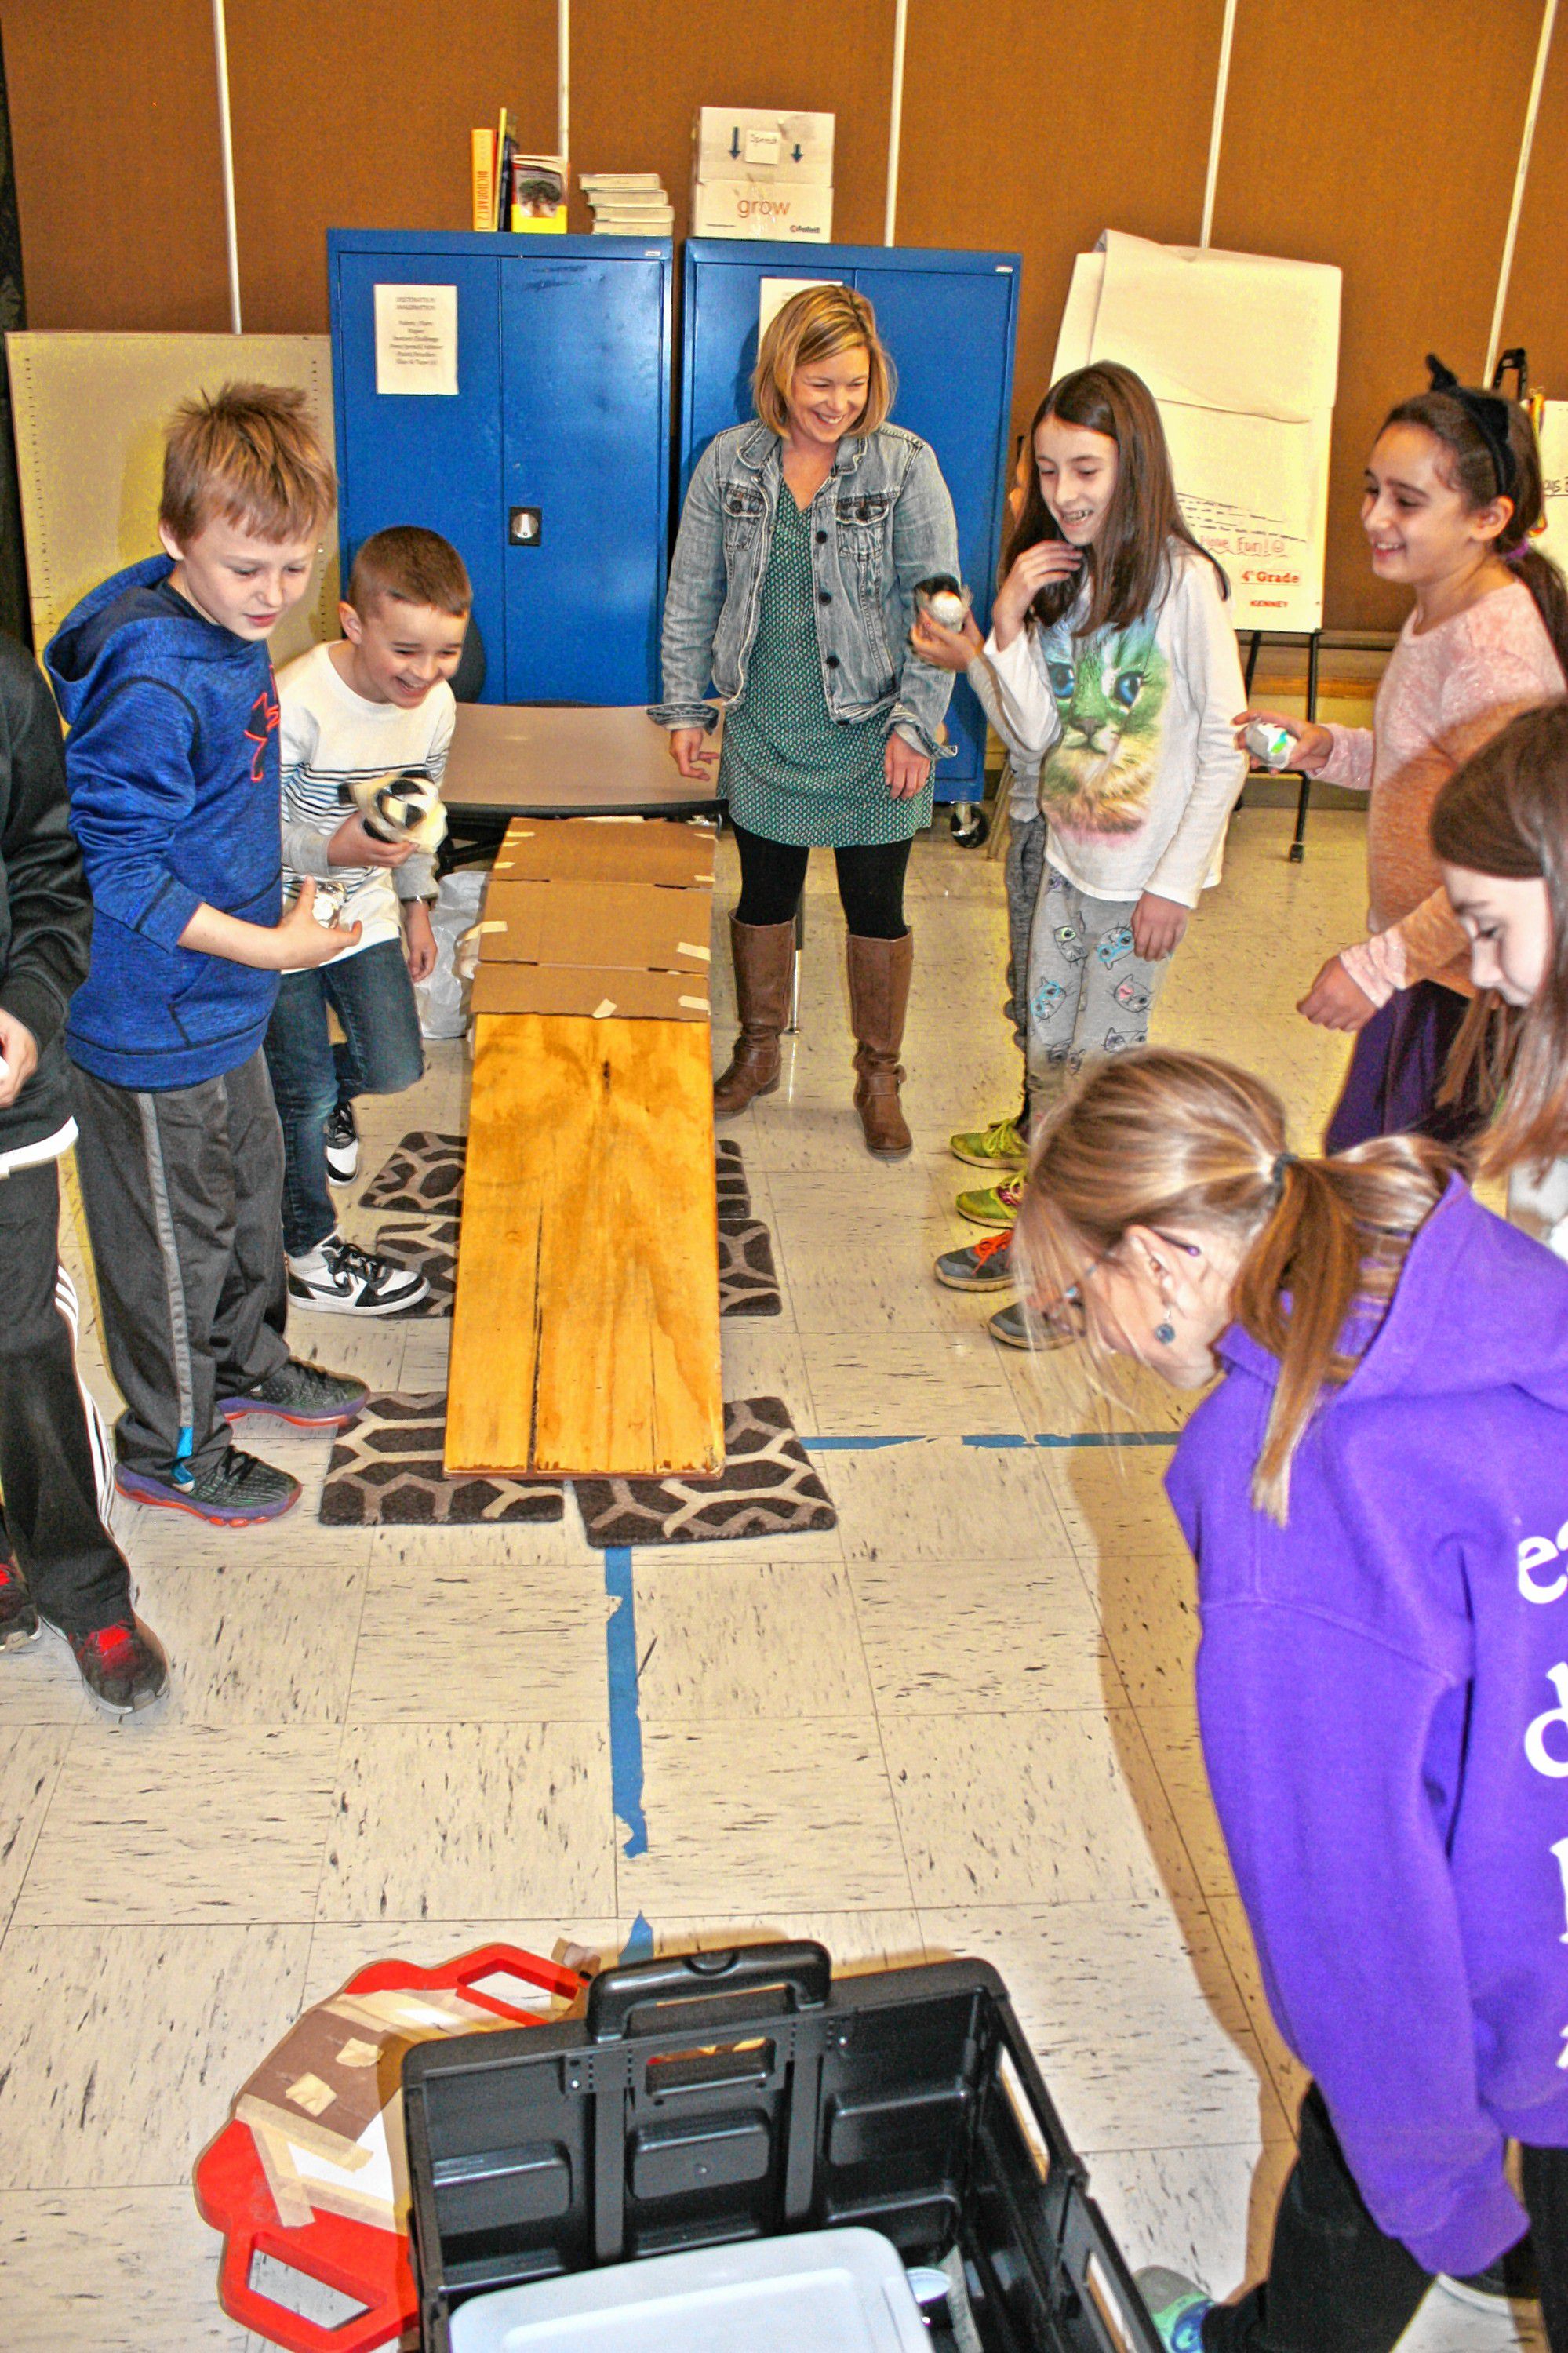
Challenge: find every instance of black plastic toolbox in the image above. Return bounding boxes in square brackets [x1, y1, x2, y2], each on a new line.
[403, 1941, 1162, 2351]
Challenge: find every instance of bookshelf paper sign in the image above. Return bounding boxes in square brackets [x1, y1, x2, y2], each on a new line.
[374, 285, 458, 396]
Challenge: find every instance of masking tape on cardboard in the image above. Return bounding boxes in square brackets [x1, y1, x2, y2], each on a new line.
[477, 920, 506, 934]
[677, 943, 712, 962]
[679, 995, 711, 1013]
[592, 998, 617, 1019]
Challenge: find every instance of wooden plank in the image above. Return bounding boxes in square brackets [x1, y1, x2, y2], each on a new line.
[445, 1013, 723, 1479]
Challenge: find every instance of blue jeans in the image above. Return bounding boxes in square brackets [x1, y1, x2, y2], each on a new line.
[264, 939, 424, 1257]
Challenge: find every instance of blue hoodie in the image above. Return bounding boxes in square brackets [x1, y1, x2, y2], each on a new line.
[1166, 1179, 1568, 2278]
[45, 555, 282, 1089]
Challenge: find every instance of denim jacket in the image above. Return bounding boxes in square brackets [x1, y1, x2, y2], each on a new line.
[649, 420, 960, 759]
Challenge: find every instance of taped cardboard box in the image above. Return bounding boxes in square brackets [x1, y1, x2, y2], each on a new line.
[477, 878, 712, 975]
[471, 965, 711, 1021]
[693, 107, 834, 184]
[691, 180, 834, 242]
[494, 816, 716, 888]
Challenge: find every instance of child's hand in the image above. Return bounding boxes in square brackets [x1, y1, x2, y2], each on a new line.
[668, 727, 719, 780]
[911, 609, 984, 672]
[992, 541, 1082, 646]
[328, 812, 414, 867]
[402, 899, 438, 983]
[1232, 707, 1333, 773]
[274, 882, 362, 970]
[1297, 952, 1377, 1031]
[0, 1008, 38, 1108]
[1132, 892, 1189, 962]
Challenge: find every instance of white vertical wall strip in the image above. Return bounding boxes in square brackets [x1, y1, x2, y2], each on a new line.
[884, 0, 909, 245]
[1485, 0, 1559, 383]
[1199, 0, 1239, 249]
[210, 0, 242, 331]
[558, 0, 571, 167]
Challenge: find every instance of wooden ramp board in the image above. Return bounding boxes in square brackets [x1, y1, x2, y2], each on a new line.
[444, 1013, 723, 1479]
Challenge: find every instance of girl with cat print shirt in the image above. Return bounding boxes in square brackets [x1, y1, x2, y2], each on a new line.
[916, 362, 1245, 1344]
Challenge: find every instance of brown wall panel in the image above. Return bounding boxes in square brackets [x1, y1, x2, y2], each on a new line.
[226, 1, 559, 334]
[568, 0, 893, 248]
[1495, 18, 1568, 398]
[2, 0, 230, 329]
[897, 0, 1226, 470]
[1213, 0, 1538, 631]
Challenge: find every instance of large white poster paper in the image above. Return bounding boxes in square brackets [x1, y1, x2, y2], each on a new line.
[1050, 235, 1341, 634]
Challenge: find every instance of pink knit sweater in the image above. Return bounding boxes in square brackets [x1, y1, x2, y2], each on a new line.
[1322, 582, 1563, 1003]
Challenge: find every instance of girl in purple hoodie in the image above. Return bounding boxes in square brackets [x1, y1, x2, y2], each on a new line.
[1017, 1046, 1568, 2351]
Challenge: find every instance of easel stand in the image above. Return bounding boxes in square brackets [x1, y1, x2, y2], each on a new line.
[1243, 627, 1322, 864]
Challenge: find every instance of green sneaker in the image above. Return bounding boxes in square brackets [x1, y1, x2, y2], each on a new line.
[949, 1113, 1029, 1171]
[956, 1176, 1024, 1229]
[1136, 2268, 1213, 2351]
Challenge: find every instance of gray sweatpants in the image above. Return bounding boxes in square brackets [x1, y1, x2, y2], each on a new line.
[69, 1049, 290, 1482]
[1025, 865, 1167, 1107]
[1003, 811, 1049, 1064]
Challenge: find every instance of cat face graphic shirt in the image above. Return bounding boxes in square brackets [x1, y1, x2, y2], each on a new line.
[1039, 615, 1169, 841]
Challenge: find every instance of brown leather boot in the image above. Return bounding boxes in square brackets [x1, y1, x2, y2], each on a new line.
[847, 929, 915, 1158]
[713, 916, 795, 1117]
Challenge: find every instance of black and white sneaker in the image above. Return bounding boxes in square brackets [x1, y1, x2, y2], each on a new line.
[323, 1100, 360, 1185]
[287, 1235, 429, 1316]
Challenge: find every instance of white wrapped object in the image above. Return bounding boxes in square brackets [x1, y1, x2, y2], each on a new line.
[417, 867, 487, 1040]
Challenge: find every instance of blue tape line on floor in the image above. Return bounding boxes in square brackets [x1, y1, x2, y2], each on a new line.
[620, 1911, 654, 1963]
[802, 1431, 1179, 1452]
[603, 1546, 648, 1860]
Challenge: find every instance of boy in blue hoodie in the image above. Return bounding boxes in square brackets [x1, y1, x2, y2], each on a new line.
[1020, 1047, 1568, 2351]
[46, 384, 367, 1526]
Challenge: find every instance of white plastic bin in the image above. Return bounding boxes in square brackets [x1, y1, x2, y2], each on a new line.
[449, 2225, 930, 2352]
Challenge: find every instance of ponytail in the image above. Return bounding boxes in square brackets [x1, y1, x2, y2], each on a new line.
[1510, 543, 1568, 684]
[1231, 1141, 1450, 1518]
[1020, 1050, 1453, 1526]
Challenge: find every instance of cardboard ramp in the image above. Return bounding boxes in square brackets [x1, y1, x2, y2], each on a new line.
[444, 819, 723, 1479]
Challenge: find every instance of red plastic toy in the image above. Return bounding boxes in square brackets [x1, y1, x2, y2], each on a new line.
[195, 1942, 583, 2353]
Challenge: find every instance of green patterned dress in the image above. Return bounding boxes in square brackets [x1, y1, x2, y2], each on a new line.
[720, 486, 933, 847]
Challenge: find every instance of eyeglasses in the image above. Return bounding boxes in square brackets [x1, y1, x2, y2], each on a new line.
[1035, 1229, 1202, 1341]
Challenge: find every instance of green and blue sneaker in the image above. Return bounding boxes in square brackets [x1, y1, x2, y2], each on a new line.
[1136, 2268, 1213, 2351]
[956, 1176, 1024, 1229]
[949, 1112, 1029, 1171]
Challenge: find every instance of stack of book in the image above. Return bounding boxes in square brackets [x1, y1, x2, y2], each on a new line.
[471, 115, 566, 233]
[580, 173, 675, 236]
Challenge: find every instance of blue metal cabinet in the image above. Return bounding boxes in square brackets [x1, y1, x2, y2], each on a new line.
[679, 241, 1022, 803]
[329, 230, 672, 705]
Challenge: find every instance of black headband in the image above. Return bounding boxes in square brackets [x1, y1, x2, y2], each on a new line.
[1425, 355, 1517, 500]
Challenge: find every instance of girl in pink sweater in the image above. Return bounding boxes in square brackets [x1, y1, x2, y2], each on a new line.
[1240, 360, 1568, 1148]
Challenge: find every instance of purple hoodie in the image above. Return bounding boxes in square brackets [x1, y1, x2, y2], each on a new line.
[1166, 1177, 1568, 2278]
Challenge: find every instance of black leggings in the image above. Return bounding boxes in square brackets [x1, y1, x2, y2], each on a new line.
[730, 819, 911, 940]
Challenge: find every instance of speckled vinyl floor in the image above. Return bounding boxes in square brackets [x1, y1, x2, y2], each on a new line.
[0, 809, 1541, 2349]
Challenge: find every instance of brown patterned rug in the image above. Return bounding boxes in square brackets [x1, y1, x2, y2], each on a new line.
[718, 1219, 781, 1316]
[373, 1218, 460, 1317]
[318, 1391, 565, 1526]
[358, 1131, 467, 1215]
[362, 1136, 779, 1318]
[573, 1396, 835, 1548]
[715, 1136, 751, 1223]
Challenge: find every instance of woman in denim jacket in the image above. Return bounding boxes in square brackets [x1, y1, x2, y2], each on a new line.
[650, 285, 959, 1156]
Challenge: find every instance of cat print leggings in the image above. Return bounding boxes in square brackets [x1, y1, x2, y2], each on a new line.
[1024, 864, 1168, 1108]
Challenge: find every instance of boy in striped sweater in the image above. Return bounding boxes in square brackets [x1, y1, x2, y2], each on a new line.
[267, 527, 469, 1315]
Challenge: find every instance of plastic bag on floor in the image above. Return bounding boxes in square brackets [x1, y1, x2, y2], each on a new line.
[417, 867, 488, 1039]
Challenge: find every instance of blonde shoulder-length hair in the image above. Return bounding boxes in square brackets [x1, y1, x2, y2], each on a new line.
[751, 284, 896, 439]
